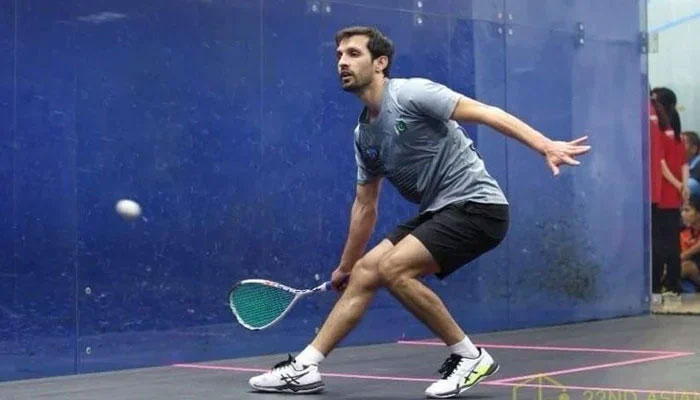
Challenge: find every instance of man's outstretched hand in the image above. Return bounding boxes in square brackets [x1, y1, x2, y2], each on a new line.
[544, 136, 591, 176]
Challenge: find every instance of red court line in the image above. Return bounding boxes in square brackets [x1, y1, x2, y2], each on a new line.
[398, 340, 686, 355]
[489, 352, 692, 384]
[173, 363, 700, 396]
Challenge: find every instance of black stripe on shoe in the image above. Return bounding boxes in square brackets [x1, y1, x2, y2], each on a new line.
[252, 381, 325, 393]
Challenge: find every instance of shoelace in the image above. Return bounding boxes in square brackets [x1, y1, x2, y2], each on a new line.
[272, 354, 295, 371]
[437, 354, 463, 379]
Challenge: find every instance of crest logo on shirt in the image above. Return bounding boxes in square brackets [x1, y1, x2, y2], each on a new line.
[363, 146, 384, 172]
[395, 120, 407, 135]
[365, 146, 379, 161]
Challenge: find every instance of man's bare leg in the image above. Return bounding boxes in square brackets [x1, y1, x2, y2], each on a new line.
[377, 234, 465, 346]
[375, 234, 498, 397]
[248, 240, 394, 393]
[311, 239, 394, 355]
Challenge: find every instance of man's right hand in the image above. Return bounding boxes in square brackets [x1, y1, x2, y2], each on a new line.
[331, 267, 351, 292]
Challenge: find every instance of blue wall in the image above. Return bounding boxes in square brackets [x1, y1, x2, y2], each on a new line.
[0, 0, 648, 381]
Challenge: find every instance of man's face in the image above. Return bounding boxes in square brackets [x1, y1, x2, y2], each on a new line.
[336, 35, 376, 92]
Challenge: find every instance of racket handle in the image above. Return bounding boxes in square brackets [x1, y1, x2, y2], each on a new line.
[321, 281, 332, 291]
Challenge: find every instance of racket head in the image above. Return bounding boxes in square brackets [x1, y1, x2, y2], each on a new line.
[228, 279, 301, 330]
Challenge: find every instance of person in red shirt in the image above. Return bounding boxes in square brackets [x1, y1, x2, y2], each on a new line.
[652, 93, 685, 295]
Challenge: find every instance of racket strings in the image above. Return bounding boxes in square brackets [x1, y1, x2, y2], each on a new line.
[231, 283, 297, 329]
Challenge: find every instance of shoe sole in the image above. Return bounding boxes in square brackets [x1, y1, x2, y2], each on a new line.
[426, 363, 500, 399]
[250, 381, 325, 394]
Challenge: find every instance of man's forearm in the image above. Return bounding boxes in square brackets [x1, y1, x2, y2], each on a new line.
[452, 95, 589, 176]
[337, 200, 378, 272]
[479, 106, 551, 155]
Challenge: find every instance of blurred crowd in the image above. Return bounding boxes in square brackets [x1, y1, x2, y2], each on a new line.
[649, 87, 700, 304]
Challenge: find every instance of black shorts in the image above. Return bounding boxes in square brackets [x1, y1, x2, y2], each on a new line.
[387, 201, 509, 279]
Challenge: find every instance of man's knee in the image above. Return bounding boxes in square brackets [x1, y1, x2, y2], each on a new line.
[377, 254, 410, 289]
[350, 258, 382, 289]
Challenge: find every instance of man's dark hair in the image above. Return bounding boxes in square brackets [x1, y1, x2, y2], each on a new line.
[335, 26, 394, 77]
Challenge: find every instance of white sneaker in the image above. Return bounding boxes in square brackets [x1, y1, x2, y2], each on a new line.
[425, 348, 499, 399]
[249, 354, 324, 394]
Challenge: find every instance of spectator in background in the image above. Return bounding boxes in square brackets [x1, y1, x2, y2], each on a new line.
[682, 130, 700, 194]
[652, 87, 682, 137]
[651, 87, 684, 297]
[679, 195, 700, 289]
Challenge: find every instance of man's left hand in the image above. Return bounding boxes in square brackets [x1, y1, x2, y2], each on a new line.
[544, 136, 591, 176]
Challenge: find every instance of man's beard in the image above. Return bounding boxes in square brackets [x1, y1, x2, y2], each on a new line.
[340, 72, 372, 92]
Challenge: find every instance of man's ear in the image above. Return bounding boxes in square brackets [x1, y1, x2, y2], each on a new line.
[374, 55, 388, 74]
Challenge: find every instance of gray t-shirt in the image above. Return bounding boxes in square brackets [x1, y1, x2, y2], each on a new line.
[354, 78, 508, 213]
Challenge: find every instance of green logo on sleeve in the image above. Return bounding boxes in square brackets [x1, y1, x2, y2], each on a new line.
[395, 120, 407, 135]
